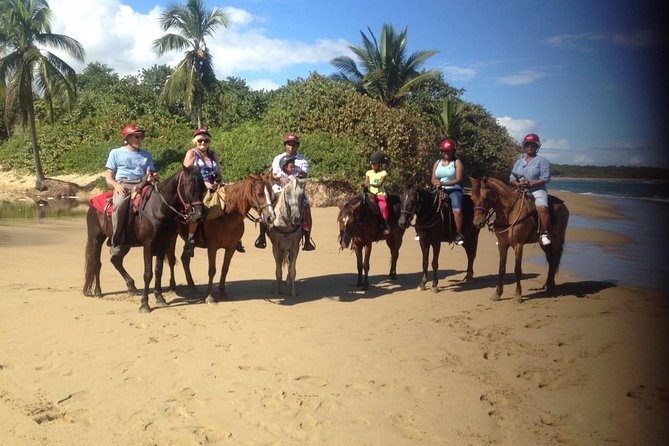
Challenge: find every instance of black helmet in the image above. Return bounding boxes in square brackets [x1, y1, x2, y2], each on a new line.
[369, 151, 387, 164]
[279, 155, 296, 171]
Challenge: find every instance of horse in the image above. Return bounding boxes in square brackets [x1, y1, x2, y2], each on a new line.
[267, 177, 308, 298]
[469, 177, 569, 302]
[178, 175, 275, 302]
[83, 166, 206, 313]
[337, 188, 405, 291]
[398, 185, 480, 292]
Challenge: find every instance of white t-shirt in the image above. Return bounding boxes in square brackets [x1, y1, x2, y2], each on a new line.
[271, 152, 309, 179]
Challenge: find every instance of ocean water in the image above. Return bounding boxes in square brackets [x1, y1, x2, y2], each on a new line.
[530, 178, 669, 291]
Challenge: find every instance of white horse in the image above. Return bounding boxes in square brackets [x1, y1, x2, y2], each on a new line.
[268, 177, 308, 297]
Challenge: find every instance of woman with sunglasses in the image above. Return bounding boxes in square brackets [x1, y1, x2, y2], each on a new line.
[181, 128, 245, 257]
[105, 125, 158, 256]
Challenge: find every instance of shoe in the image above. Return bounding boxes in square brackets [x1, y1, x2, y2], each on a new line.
[183, 239, 195, 257]
[110, 245, 123, 256]
[454, 233, 465, 245]
[540, 233, 551, 246]
[414, 235, 420, 241]
[254, 237, 266, 249]
[236, 241, 246, 253]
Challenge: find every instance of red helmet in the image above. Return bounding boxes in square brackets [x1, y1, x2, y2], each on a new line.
[284, 133, 300, 145]
[122, 125, 145, 139]
[194, 128, 211, 137]
[439, 139, 456, 151]
[522, 133, 541, 148]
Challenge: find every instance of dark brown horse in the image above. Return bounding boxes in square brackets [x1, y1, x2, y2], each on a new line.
[469, 177, 569, 302]
[337, 188, 405, 291]
[178, 175, 275, 302]
[83, 166, 205, 313]
[398, 185, 480, 292]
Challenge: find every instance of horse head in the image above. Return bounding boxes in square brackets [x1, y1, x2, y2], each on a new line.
[337, 198, 360, 250]
[274, 177, 307, 229]
[469, 177, 492, 229]
[178, 165, 207, 223]
[398, 185, 421, 229]
[249, 175, 276, 225]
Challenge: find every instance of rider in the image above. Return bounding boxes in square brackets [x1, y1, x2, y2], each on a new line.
[431, 139, 465, 245]
[105, 125, 158, 256]
[255, 133, 316, 251]
[364, 151, 390, 235]
[272, 154, 299, 194]
[509, 133, 552, 245]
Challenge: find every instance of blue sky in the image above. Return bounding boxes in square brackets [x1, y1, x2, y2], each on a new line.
[49, 0, 668, 167]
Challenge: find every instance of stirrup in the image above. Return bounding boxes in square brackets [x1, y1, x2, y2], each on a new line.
[254, 237, 267, 249]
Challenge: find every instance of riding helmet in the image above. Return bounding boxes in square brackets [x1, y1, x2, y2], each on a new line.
[284, 133, 300, 145]
[438, 139, 456, 151]
[522, 133, 541, 148]
[122, 124, 145, 139]
[369, 151, 387, 164]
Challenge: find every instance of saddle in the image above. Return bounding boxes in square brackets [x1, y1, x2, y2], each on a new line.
[90, 185, 152, 218]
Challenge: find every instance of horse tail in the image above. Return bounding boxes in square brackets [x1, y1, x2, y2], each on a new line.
[83, 207, 103, 296]
[546, 202, 570, 272]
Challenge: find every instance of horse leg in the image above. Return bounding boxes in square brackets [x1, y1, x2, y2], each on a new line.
[431, 241, 441, 293]
[217, 248, 236, 301]
[463, 232, 479, 282]
[139, 248, 153, 313]
[83, 233, 105, 297]
[513, 243, 524, 303]
[166, 233, 177, 292]
[362, 243, 372, 291]
[152, 250, 169, 308]
[354, 244, 364, 288]
[493, 241, 508, 301]
[273, 244, 283, 297]
[181, 247, 197, 290]
[205, 247, 218, 303]
[288, 247, 299, 298]
[386, 235, 401, 280]
[109, 246, 138, 294]
[418, 240, 430, 291]
[543, 244, 558, 292]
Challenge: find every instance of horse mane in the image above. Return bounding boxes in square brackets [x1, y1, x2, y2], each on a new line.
[337, 194, 362, 222]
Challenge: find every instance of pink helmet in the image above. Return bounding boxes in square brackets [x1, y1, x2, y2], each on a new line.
[122, 125, 145, 139]
[522, 133, 541, 148]
[439, 139, 456, 151]
[284, 133, 300, 144]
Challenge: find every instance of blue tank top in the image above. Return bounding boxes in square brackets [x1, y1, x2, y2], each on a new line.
[434, 160, 462, 191]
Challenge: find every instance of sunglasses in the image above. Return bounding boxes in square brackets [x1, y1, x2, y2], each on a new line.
[131, 134, 145, 140]
[196, 139, 211, 144]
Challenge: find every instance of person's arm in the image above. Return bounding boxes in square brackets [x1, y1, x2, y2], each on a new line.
[440, 160, 463, 186]
[105, 168, 126, 195]
[431, 160, 441, 187]
[364, 172, 371, 188]
[271, 156, 285, 180]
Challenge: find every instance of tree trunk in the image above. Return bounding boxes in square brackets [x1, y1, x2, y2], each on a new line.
[27, 95, 46, 191]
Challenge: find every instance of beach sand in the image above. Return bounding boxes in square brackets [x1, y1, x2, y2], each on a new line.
[0, 185, 667, 445]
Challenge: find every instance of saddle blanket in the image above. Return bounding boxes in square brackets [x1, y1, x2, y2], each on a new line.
[90, 186, 150, 217]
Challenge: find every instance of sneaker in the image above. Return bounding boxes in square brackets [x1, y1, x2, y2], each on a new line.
[454, 233, 465, 245]
[302, 239, 316, 251]
[414, 235, 420, 241]
[540, 233, 551, 246]
[254, 237, 267, 249]
[236, 241, 245, 253]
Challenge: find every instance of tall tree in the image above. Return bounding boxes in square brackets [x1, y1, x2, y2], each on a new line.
[0, 0, 85, 189]
[330, 24, 439, 107]
[439, 97, 465, 140]
[152, 0, 228, 128]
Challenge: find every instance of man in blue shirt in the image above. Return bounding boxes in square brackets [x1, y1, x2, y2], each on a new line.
[104, 125, 157, 256]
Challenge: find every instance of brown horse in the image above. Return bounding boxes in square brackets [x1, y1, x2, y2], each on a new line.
[398, 185, 480, 292]
[469, 177, 569, 302]
[337, 188, 405, 291]
[178, 175, 275, 302]
[83, 166, 206, 313]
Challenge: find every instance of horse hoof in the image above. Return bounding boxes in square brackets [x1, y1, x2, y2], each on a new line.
[389, 273, 397, 280]
[431, 287, 440, 294]
[515, 295, 523, 303]
[139, 305, 151, 314]
[155, 301, 169, 308]
[205, 296, 217, 305]
[490, 294, 501, 302]
[417, 285, 426, 291]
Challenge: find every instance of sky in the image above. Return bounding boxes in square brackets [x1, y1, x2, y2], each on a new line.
[47, 0, 669, 167]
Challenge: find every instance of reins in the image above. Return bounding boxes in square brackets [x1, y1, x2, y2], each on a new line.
[476, 183, 534, 234]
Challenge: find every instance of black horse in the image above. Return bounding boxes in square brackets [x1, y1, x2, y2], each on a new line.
[83, 166, 205, 313]
[398, 186, 480, 291]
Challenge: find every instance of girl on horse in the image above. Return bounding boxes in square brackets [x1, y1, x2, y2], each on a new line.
[364, 151, 390, 235]
[431, 139, 465, 245]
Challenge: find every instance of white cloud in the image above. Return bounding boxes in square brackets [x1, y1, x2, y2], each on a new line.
[495, 70, 546, 86]
[545, 29, 663, 51]
[442, 64, 476, 82]
[247, 79, 282, 91]
[48, 0, 350, 83]
[495, 116, 537, 142]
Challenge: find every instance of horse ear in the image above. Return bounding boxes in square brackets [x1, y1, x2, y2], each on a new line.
[469, 176, 478, 186]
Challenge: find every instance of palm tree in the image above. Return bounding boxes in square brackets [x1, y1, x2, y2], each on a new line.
[152, 0, 228, 128]
[0, 0, 85, 190]
[440, 97, 465, 140]
[331, 24, 439, 107]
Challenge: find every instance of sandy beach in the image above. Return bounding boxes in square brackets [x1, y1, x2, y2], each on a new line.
[1, 181, 668, 445]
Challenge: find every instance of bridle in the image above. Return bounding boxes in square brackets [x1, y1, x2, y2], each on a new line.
[245, 178, 275, 224]
[151, 171, 204, 222]
[473, 183, 530, 234]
